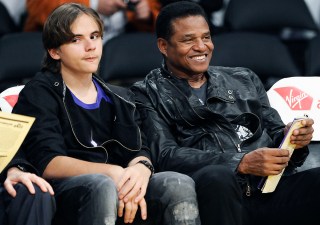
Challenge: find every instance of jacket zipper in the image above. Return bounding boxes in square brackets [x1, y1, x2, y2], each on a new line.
[214, 122, 242, 153]
[62, 82, 141, 163]
[95, 78, 143, 150]
[237, 144, 241, 153]
[246, 180, 251, 196]
[164, 77, 244, 153]
[62, 83, 109, 157]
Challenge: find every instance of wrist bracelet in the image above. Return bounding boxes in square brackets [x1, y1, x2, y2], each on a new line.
[16, 165, 27, 172]
[136, 160, 154, 176]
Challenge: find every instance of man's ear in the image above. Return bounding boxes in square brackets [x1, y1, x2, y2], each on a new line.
[48, 48, 61, 60]
[157, 38, 168, 57]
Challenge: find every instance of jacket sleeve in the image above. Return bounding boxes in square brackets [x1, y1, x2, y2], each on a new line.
[133, 107, 152, 162]
[0, 150, 38, 184]
[132, 84, 246, 174]
[12, 80, 69, 176]
[249, 71, 309, 167]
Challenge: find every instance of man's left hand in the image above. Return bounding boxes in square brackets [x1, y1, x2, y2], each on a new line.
[285, 118, 314, 149]
[117, 163, 151, 203]
[4, 167, 54, 197]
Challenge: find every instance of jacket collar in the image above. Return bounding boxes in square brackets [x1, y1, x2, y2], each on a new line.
[160, 63, 236, 104]
[40, 70, 135, 106]
[206, 68, 236, 103]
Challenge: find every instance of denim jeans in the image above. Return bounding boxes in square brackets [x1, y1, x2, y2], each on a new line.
[0, 183, 56, 225]
[51, 171, 200, 225]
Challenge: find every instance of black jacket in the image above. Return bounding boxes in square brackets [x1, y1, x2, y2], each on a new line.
[0, 151, 37, 183]
[12, 71, 150, 176]
[131, 65, 309, 191]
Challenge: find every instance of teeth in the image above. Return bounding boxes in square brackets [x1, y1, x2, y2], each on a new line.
[192, 55, 206, 60]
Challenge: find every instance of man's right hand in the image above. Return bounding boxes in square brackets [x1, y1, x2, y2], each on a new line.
[237, 148, 290, 176]
[107, 165, 148, 223]
[97, 0, 126, 16]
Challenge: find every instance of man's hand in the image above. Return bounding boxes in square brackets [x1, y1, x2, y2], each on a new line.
[4, 167, 54, 197]
[133, 0, 152, 21]
[97, 0, 126, 16]
[105, 164, 125, 184]
[238, 148, 290, 176]
[284, 118, 314, 149]
[115, 157, 151, 223]
[118, 197, 147, 223]
[117, 163, 151, 203]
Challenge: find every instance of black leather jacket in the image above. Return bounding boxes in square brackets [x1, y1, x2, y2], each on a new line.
[131, 65, 309, 192]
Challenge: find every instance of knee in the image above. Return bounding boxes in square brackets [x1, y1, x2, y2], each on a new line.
[32, 185, 56, 214]
[152, 172, 200, 223]
[33, 185, 54, 201]
[149, 172, 200, 222]
[152, 171, 195, 188]
[153, 171, 194, 182]
[14, 183, 53, 203]
[81, 174, 118, 199]
[151, 172, 197, 201]
[6, 183, 55, 217]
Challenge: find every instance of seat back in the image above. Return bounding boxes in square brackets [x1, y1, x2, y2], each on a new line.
[224, 0, 318, 37]
[211, 32, 300, 89]
[99, 32, 162, 87]
[305, 35, 320, 75]
[267, 76, 320, 141]
[0, 32, 44, 92]
[0, 85, 24, 113]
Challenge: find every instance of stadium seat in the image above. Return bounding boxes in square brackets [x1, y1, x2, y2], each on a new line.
[211, 32, 300, 89]
[224, 0, 318, 38]
[0, 85, 24, 113]
[305, 35, 320, 75]
[99, 32, 162, 87]
[0, 32, 44, 93]
[223, 0, 319, 75]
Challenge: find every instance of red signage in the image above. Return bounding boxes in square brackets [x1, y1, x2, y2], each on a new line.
[3, 95, 19, 108]
[274, 87, 313, 110]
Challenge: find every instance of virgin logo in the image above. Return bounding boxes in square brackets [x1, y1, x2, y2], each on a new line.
[274, 87, 313, 110]
[3, 95, 19, 107]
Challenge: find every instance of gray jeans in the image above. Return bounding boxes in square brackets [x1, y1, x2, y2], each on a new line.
[51, 172, 200, 225]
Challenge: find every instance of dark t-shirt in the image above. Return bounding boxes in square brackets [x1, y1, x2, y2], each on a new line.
[69, 79, 114, 147]
[191, 81, 253, 140]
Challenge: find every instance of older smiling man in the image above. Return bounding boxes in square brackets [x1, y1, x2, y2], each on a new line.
[131, 1, 318, 225]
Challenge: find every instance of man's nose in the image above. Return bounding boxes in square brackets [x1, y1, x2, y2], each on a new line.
[85, 39, 96, 51]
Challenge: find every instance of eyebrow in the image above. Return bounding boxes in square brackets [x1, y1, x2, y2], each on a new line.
[183, 31, 211, 38]
[73, 30, 100, 37]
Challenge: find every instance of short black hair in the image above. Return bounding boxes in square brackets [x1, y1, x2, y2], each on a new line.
[42, 3, 103, 73]
[156, 1, 210, 41]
